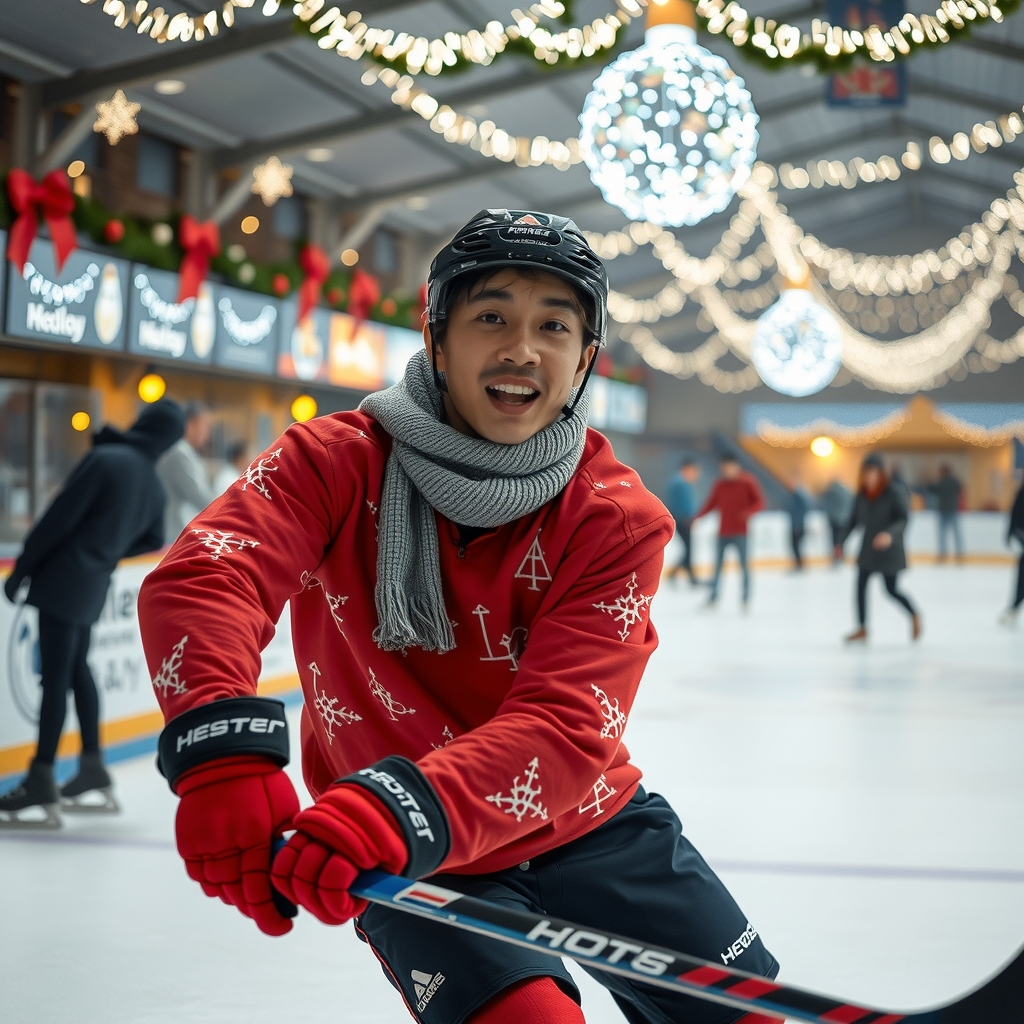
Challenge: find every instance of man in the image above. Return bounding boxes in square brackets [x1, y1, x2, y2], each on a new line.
[928, 464, 964, 562]
[696, 453, 765, 609]
[138, 211, 777, 1024]
[787, 477, 812, 572]
[157, 400, 215, 540]
[0, 400, 184, 827]
[666, 458, 701, 584]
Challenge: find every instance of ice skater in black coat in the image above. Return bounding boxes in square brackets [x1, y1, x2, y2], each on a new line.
[0, 399, 184, 827]
[999, 480, 1024, 626]
[837, 452, 922, 644]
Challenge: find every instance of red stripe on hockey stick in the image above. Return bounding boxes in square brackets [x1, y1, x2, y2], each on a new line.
[725, 978, 784, 1000]
[821, 1006, 876, 1022]
[870, 1016, 907, 1023]
[680, 965, 733, 987]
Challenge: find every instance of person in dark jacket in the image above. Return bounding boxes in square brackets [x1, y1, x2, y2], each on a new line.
[0, 399, 184, 828]
[999, 479, 1024, 626]
[838, 453, 921, 643]
[928, 464, 964, 562]
[787, 477, 812, 572]
[666, 457, 701, 585]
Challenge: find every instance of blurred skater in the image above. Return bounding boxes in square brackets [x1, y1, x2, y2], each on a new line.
[787, 477, 812, 572]
[839, 453, 921, 643]
[820, 479, 853, 566]
[213, 439, 249, 494]
[667, 458, 701, 585]
[998, 479, 1024, 626]
[0, 400, 183, 828]
[157, 400, 215, 541]
[928, 464, 964, 562]
[697, 452, 765, 609]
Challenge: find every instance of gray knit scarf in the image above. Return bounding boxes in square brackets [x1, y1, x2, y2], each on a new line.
[359, 349, 588, 653]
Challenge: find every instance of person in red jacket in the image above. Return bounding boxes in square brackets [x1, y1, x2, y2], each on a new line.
[696, 453, 765, 609]
[138, 211, 777, 1024]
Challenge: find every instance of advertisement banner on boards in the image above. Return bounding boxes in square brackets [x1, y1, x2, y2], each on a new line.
[276, 298, 331, 383]
[5, 239, 128, 351]
[827, 0, 906, 106]
[126, 266, 216, 364]
[588, 376, 648, 434]
[213, 284, 280, 376]
[0, 556, 298, 767]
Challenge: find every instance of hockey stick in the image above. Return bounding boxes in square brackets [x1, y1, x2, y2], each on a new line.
[268, 841, 1023, 1022]
[344, 871, 1024, 1024]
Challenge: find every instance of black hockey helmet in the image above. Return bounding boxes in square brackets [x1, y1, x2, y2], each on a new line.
[426, 209, 609, 416]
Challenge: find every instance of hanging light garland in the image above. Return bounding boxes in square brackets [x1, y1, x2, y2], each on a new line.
[79, 0, 283, 42]
[694, 0, 1020, 72]
[606, 165, 1024, 393]
[294, 0, 644, 76]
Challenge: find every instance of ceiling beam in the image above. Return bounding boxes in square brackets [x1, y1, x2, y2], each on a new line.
[960, 35, 1024, 63]
[335, 161, 519, 212]
[211, 61, 594, 168]
[43, 19, 296, 105]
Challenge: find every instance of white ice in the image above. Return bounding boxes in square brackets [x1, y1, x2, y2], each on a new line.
[1, 562, 1022, 1023]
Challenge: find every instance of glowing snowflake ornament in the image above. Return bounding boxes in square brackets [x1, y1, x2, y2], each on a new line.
[578, 0, 758, 227]
[751, 283, 843, 397]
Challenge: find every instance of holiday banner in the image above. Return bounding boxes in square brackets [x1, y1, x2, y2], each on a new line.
[827, 0, 906, 106]
[0, 555, 299, 777]
[328, 311, 387, 391]
[5, 239, 128, 351]
[212, 283, 280, 376]
[276, 297, 331, 383]
[126, 265, 215, 365]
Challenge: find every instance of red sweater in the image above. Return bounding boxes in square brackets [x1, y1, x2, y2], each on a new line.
[138, 412, 674, 875]
[696, 475, 765, 536]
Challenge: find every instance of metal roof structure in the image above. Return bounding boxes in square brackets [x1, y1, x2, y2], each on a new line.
[1, 0, 1023, 354]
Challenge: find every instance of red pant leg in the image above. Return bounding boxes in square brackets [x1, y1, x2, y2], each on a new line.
[467, 976, 584, 1024]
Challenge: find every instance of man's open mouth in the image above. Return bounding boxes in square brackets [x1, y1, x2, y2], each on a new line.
[485, 383, 541, 406]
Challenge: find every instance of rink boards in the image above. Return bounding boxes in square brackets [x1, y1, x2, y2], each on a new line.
[0, 552, 299, 781]
[0, 510, 1014, 781]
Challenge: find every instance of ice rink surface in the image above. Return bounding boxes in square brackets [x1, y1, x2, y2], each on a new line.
[1, 561, 1022, 1024]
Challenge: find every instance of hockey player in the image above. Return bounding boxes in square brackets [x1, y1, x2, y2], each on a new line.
[139, 210, 778, 1024]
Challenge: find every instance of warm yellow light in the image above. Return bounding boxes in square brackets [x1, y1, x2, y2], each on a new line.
[810, 435, 836, 458]
[138, 373, 167, 403]
[291, 395, 317, 422]
[340, 248, 359, 266]
[71, 411, 91, 431]
[67, 160, 86, 178]
[241, 215, 260, 235]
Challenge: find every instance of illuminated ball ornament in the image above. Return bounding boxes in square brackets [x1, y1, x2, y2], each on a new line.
[751, 275, 843, 397]
[578, 0, 758, 227]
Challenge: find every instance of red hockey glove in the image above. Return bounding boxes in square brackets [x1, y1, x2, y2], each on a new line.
[271, 784, 408, 926]
[175, 755, 299, 936]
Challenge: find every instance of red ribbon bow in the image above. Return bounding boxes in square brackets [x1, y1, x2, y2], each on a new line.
[177, 215, 221, 302]
[6, 169, 77, 275]
[297, 244, 331, 325]
[346, 268, 382, 322]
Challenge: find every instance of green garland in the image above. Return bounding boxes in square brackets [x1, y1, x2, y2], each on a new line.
[695, 0, 1023, 73]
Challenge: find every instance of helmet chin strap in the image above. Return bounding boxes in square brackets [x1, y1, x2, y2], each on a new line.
[428, 322, 449, 393]
[561, 341, 601, 420]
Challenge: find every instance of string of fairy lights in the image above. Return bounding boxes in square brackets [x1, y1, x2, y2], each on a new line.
[694, 0, 1011, 68]
[294, 0, 643, 75]
[595, 164, 1024, 393]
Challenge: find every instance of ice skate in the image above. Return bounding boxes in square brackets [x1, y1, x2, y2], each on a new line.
[60, 751, 121, 814]
[844, 627, 867, 643]
[910, 613, 922, 641]
[0, 760, 61, 830]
